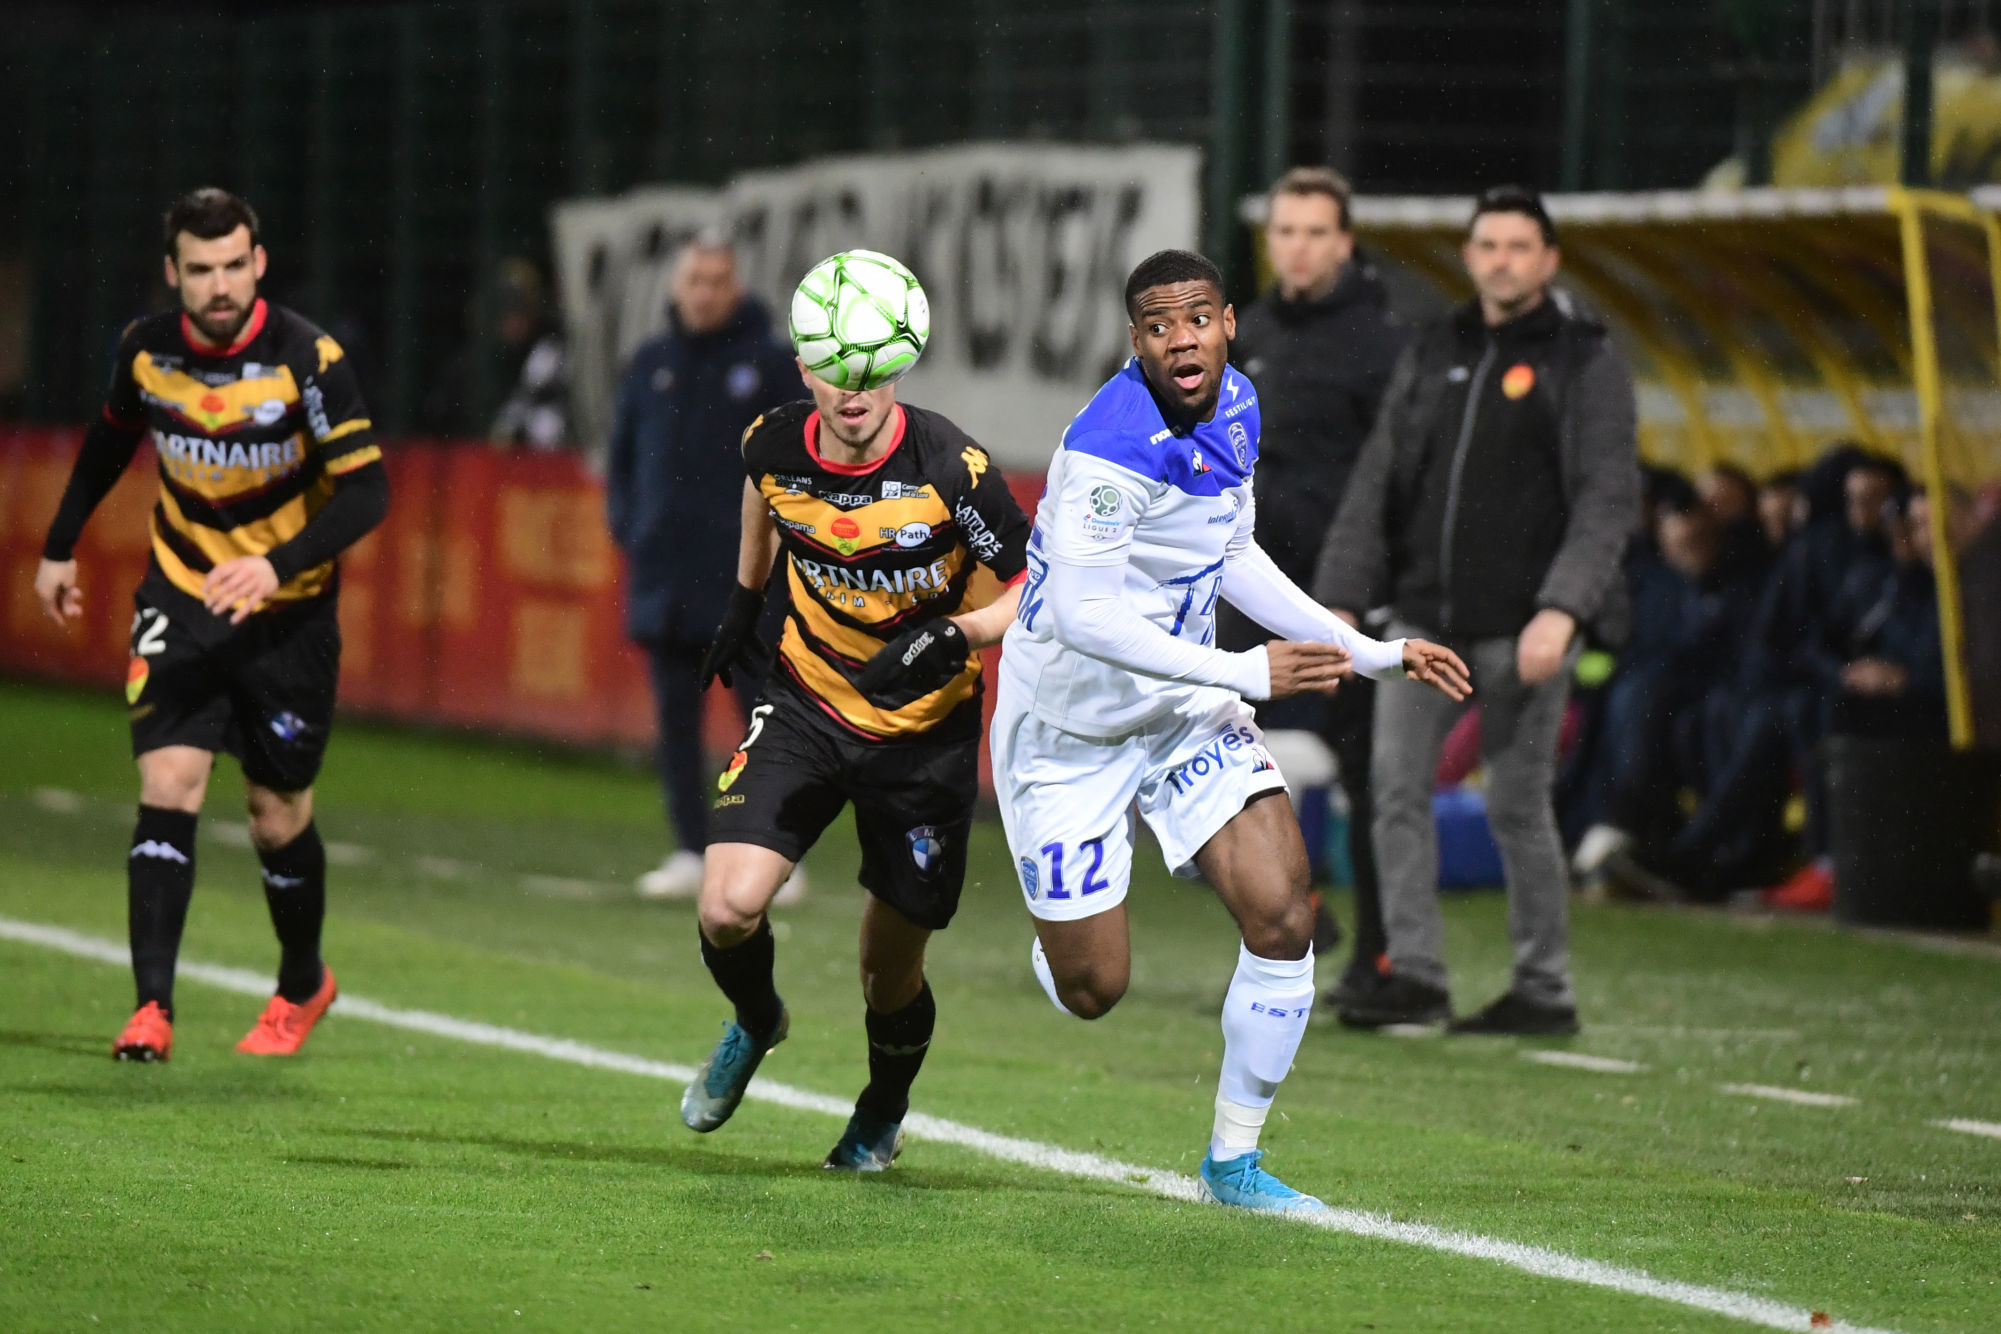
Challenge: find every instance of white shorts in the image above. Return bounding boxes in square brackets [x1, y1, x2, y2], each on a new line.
[990, 683, 1290, 922]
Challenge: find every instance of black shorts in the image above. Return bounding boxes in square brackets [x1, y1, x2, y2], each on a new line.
[708, 680, 978, 930]
[125, 569, 342, 792]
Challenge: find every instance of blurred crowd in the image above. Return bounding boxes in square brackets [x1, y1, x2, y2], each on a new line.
[1563, 448, 2001, 910]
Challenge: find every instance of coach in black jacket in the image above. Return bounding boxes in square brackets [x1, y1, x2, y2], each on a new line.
[1314, 187, 1639, 1035]
[1228, 166, 1409, 1004]
[607, 238, 799, 900]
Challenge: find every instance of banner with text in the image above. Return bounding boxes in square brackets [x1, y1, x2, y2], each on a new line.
[551, 143, 1202, 468]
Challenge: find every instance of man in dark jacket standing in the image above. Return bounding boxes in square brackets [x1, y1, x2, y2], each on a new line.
[1314, 187, 1639, 1034]
[607, 237, 800, 900]
[1228, 166, 1409, 1005]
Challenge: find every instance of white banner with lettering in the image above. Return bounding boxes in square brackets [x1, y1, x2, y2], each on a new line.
[551, 143, 1201, 468]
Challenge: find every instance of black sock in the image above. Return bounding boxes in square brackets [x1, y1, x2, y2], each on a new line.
[258, 822, 327, 1003]
[699, 918, 783, 1038]
[128, 806, 198, 1018]
[858, 980, 935, 1123]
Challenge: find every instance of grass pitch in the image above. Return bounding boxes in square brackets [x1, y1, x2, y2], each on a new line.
[1, 680, 1996, 1333]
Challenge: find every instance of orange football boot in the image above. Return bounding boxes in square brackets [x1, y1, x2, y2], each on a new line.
[1762, 861, 1834, 913]
[236, 966, 338, 1056]
[113, 1001, 173, 1062]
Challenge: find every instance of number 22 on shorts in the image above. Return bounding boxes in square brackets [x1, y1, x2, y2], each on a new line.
[1036, 836, 1113, 901]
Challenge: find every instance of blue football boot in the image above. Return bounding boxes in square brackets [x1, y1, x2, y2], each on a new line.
[1197, 1149, 1326, 1214]
[680, 1007, 788, 1133]
[821, 1106, 905, 1171]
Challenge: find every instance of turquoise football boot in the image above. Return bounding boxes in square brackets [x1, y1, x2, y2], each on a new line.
[1197, 1149, 1326, 1214]
[822, 1106, 905, 1171]
[680, 1007, 788, 1133]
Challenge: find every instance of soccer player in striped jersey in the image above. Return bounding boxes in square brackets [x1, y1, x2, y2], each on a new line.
[34, 189, 387, 1062]
[682, 290, 1031, 1169]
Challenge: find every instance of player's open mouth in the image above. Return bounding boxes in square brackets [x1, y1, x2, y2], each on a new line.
[1170, 364, 1205, 393]
[837, 404, 869, 423]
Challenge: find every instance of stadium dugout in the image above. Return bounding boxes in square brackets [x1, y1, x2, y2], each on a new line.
[1245, 185, 2001, 751]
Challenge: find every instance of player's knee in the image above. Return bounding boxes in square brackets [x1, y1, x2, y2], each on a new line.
[1240, 895, 1315, 961]
[1055, 965, 1127, 1020]
[860, 963, 923, 1014]
[696, 883, 764, 947]
[245, 787, 312, 851]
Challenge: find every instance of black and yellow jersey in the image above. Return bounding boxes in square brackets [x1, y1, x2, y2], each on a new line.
[101, 298, 380, 604]
[744, 400, 1030, 741]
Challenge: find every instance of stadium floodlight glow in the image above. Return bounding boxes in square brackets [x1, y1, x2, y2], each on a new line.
[789, 249, 930, 390]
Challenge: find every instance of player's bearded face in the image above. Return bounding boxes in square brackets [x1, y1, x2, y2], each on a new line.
[167, 226, 265, 346]
[799, 364, 898, 451]
[1129, 281, 1235, 421]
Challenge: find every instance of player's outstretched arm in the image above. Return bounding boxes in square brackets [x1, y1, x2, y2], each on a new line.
[1218, 525, 1407, 678]
[1400, 637, 1472, 701]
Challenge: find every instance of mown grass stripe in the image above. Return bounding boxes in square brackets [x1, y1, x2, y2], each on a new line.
[0, 913, 1902, 1334]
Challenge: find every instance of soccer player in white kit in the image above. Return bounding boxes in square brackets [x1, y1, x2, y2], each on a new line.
[992, 250, 1470, 1211]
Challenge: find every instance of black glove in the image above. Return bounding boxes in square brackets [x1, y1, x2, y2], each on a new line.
[700, 584, 771, 689]
[852, 619, 969, 709]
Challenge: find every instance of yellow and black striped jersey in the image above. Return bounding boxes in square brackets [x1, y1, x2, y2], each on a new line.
[743, 400, 1030, 741]
[101, 299, 380, 605]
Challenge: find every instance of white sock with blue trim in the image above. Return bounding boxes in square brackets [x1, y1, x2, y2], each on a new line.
[1210, 942, 1315, 1162]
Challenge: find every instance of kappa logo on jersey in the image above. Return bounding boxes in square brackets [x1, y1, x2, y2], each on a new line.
[315, 334, 344, 373]
[907, 826, 945, 875]
[1018, 855, 1040, 901]
[1163, 724, 1260, 794]
[961, 446, 990, 483]
[1228, 420, 1251, 469]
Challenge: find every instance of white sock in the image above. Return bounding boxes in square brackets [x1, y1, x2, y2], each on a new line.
[1030, 937, 1074, 1017]
[1210, 942, 1314, 1161]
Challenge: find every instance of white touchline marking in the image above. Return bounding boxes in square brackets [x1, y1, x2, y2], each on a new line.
[0, 914, 1901, 1334]
[1522, 1051, 1646, 1075]
[1719, 1083, 1859, 1109]
[30, 786, 86, 815]
[1934, 1118, 2001, 1140]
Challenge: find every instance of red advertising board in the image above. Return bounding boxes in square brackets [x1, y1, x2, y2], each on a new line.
[0, 429, 1045, 774]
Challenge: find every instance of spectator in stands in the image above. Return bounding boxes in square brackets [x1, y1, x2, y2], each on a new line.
[424, 258, 571, 448]
[1314, 186, 1639, 1035]
[606, 236, 800, 901]
[1700, 460, 1774, 580]
[1576, 493, 1787, 900]
[1756, 468, 1805, 550]
[1226, 165, 1410, 1006]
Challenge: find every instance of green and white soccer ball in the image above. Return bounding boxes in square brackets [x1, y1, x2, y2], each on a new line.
[789, 249, 930, 390]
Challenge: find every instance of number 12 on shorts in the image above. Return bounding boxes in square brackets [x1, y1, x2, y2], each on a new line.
[1036, 837, 1112, 901]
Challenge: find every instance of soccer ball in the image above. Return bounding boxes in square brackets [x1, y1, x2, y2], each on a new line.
[789, 250, 930, 391]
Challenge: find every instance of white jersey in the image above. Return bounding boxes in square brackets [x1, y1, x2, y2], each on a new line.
[1001, 358, 1265, 736]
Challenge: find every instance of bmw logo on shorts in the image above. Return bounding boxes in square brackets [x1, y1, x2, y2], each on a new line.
[907, 825, 944, 875]
[1018, 855, 1039, 900]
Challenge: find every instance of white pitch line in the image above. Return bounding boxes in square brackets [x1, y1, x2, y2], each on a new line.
[0, 914, 1901, 1334]
[1719, 1083, 1859, 1109]
[1522, 1050, 1646, 1075]
[1934, 1117, 2001, 1140]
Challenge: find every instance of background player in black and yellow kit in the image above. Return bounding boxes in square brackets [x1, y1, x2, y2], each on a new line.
[682, 311, 1031, 1170]
[33, 189, 388, 1062]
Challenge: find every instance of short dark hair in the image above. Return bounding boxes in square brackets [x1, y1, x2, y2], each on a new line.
[1124, 249, 1225, 321]
[1269, 165, 1352, 232]
[163, 188, 261, 260]
[1469, 184, 1556, 246]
